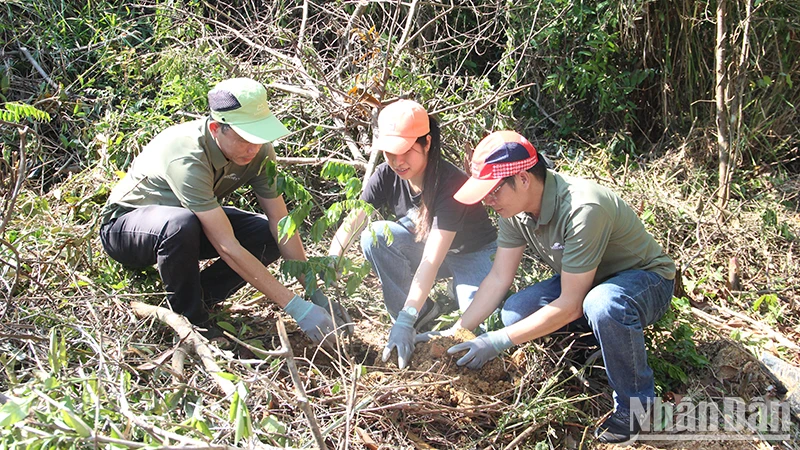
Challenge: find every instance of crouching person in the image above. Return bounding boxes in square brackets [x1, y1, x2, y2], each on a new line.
[419, 131, 675, 444]
[327, 100, 497, 368]
[100, 78, 348, 347]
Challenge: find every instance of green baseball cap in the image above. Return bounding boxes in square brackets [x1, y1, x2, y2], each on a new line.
[208, 78, 289, 144]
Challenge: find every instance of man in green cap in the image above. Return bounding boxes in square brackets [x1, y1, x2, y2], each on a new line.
[100, 78, 349, 346]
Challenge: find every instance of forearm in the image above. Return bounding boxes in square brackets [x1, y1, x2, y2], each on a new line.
[457, 275, 511, 330]
[404, 258, 440, 311]
[504, 299, 584, 345]
[216, 242, 295, 307]
[328, 210, 368, 257]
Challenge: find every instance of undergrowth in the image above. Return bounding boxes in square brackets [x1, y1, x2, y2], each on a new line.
[1, 0, 799, 448]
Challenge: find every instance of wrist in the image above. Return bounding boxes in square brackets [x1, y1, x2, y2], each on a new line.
[488, 329, 513, 352]
[395, 310, 416, 328]
[284, 294, 313, 321]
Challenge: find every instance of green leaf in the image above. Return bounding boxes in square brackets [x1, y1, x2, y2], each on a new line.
[260, 415, 286, 435]
[345, 276, 361, 296]
[60, 409, 92, 437]
[0, 396, 32, 428]
[217, 321, 237, 334]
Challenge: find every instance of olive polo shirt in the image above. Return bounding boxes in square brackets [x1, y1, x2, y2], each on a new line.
[101, 118, 279, 224]
[497, 170, 675, 285]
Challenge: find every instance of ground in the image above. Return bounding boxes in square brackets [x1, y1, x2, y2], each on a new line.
[215, 284, 799, 450]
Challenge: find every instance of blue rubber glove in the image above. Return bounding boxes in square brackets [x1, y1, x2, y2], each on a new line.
[285, 294, 336, 347]
[381, 310, 416, 369]
[309, 289, 354, 336]
[447, 329, 513, 369]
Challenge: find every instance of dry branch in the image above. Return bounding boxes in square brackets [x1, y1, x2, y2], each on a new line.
[19, 47, 58, 91]
[690, 305, 800, 351]
[129, 301, 236, 396]
[0, 124, 27, 237]
[267, 317, 329, 450]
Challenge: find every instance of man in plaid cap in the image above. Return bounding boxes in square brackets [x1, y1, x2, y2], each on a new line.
[418, 130, 675, 443]
[100, 78, 348, 347]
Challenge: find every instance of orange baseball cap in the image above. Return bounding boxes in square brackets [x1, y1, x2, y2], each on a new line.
[454, 131, 539, 205]
[372, 100, 430, 154]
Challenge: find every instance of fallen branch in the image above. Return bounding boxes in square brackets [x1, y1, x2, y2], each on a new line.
[690, 305, 800, 351]
[502, 420, 545, 450]
[130, 301, 236, 396]
[19, 47, 59, 90]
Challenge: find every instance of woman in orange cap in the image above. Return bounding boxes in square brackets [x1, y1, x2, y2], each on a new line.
[327, 99, 497, 368]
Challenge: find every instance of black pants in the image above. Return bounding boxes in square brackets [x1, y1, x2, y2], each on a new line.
[100, 205, 280, 324]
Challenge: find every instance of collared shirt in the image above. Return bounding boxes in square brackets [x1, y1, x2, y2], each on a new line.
[497, 170, 675, 284]
[101, 118, 278, 224]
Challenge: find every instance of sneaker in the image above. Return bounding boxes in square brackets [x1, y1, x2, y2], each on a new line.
[414, 300, 442, 332]
[594, 410, 640, 444]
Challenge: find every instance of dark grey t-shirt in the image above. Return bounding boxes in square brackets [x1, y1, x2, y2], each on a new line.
[362, 161, 497, 254]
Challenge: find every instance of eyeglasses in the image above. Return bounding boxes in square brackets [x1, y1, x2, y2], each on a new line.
[484, 179, 507, 202]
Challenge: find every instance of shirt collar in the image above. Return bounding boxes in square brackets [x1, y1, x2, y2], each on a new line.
[202, 117, 231, 171]
[514, 169, 556, 228]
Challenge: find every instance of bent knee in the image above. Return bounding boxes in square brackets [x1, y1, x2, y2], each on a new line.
[163, 212, 202, 241]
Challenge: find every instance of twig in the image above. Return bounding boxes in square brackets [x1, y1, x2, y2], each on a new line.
[0, 125, 27, 237]
[711, 303, 800, 351]
[690, 305, 800, 351]
[502, 421, 545, 450]
[394, 0, 420, 57]
[297, 0, 310, 54]
[0, 238, 21, 320]
[172, 342, 189, 384]
[272, 317, 329, 450]
[266, 82, 320, 100]
[130, 301, 236, 396]
[19, 47, 59, 90]
[362, 107, 382, 183]
[276, 156, 366, 169]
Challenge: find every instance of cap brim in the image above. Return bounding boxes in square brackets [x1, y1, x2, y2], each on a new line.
[453, 177, 502, 205]
[372, 134, 417, 155]
[230, 114, 289, 144]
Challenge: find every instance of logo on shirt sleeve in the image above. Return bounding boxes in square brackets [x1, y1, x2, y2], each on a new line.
[551, 242, 565, 251]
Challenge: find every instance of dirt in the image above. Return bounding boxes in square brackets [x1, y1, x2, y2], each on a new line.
[225, 300, 795, 449]
[388, 328, 515, 394]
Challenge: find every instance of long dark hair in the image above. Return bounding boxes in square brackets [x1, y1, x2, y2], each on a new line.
[413, 116, 442, 241]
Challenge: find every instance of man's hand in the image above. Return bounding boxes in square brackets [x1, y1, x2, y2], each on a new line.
[284, 295, 336, 347]
[447, 329, 513, 369]
[310, 289, 354, 335]
[381, 310, 416, 369]
[415, 326, 458, 343]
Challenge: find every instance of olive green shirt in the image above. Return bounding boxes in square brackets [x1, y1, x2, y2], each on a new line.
[497, 170, 675, 284]
[101, 118, 278, 224]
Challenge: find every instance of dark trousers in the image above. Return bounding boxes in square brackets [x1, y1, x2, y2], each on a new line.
[100, 205, 280, 324]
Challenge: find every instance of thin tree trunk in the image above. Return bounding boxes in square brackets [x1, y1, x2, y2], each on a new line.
[716, 0, 731, 210]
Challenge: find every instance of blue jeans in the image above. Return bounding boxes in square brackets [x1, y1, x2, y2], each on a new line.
[501, 270, 674, 415]
[361, 220, 497, 322]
